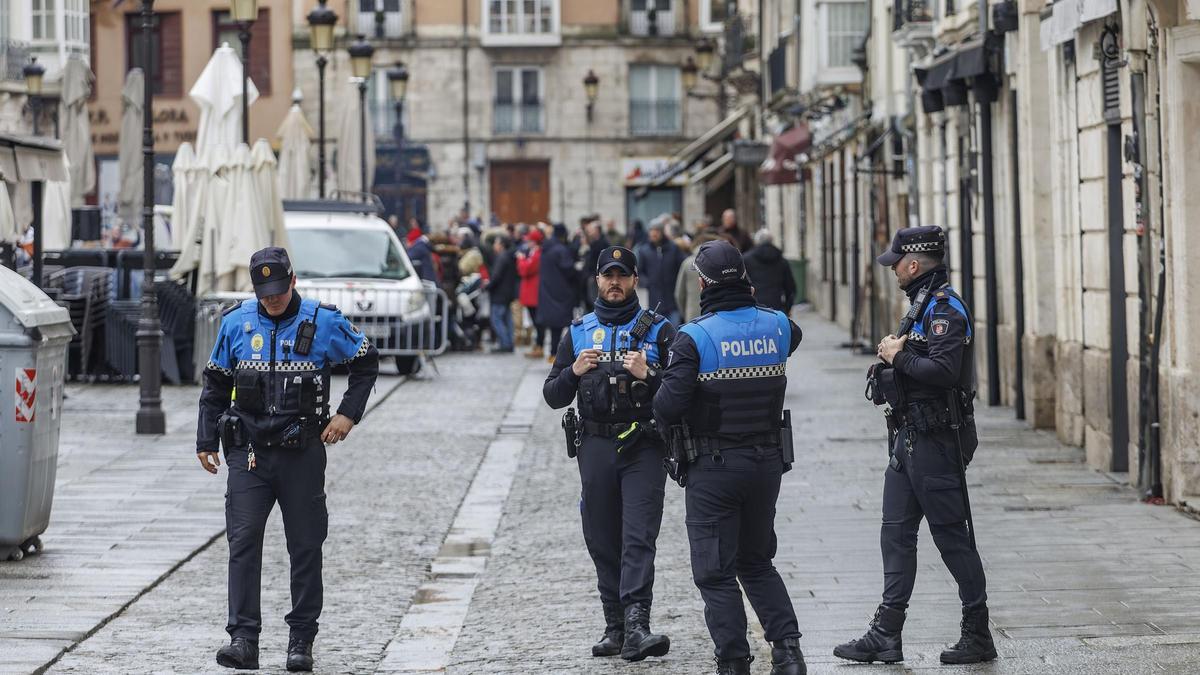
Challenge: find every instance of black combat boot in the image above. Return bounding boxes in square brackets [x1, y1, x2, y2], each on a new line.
[591, 602, 624, 657]
[215, 636, 260, 670]
[715, 655, 754, 675]
[940, 605, 997, 664]
[620, 602, 671, 661]
[770, 637, 806, 675]
[832, 605, 905, 664]
[286, 637, 314, 672]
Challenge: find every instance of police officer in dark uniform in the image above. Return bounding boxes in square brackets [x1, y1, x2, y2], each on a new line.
[834, 226, 995, 665]
[543, 246, 675, 662]
[653, 240, 806, 675]
[196, 247, 380, 672]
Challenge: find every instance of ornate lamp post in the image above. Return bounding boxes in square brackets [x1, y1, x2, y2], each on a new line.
[348, 34, 374, 195]
[23, 58, 45, 288]
[307, 0, 337, 199]
[583, 69, 599, 123]
[386, 61, 408, 186]
[136, 0, 165, 435]
[231, 0, 258, 144]
[23, 57, 44, 135]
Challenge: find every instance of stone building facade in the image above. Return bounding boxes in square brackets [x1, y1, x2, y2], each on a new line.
[290, 0, 723, 231]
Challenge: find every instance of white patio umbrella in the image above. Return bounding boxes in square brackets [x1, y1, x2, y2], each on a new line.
[41, 156, 72, 250]
[190, 43, 258, 156]
[276, 102, 313, 200]
[117, 68, 144, 226]
[0, 182, 19, 244]
[60, 56, 95, 206]
[168, 143, 201, 281]
[250, 139, 288, 249]
[216, 144, 265, 291]
[335, 78, 375, 197]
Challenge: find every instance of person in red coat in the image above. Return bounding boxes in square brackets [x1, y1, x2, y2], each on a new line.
[517, 228, 545, 358]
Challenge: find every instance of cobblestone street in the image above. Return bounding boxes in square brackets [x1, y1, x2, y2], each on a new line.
[5, 309, 1200, 673]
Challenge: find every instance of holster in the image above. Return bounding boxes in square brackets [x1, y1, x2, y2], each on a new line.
[780, 410, 795, 473]
[218, 413, 245, 451]
[562, 408, 580, 459]
[664, 421, 697, 487]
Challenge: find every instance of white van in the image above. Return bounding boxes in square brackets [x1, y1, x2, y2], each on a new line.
[283, 200, 442, 375]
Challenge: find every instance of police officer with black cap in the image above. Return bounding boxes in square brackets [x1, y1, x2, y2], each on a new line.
[543, 245, 675, 662]
[834, 225, 994, 666]
[653, 240, 806, 675]
[196, 247, 380, 671]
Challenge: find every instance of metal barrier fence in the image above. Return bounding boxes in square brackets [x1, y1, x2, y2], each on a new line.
[191, 287, 450, 382]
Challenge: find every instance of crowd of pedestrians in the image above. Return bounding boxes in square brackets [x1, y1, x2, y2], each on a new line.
[391, 207, 798, 358]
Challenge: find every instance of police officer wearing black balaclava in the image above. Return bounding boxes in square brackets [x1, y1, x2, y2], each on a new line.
[834, 226, 994, 666]
[654, 240, 806, 675]
[197, 247, 380, 672]
[543, 246, 675, 662]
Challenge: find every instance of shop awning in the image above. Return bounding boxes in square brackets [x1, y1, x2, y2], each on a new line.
[759, 123, 811, 185]
[914, 37, 1000, 111]
[0, 133, 68, 182]
[644, 105, 749, 187]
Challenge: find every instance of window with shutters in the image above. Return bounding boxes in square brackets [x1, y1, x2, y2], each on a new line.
[818, 0, 867, 80]
[367, 69, 410, 138]
[64, 0, 89, 50]
[357, 0, 405, 38]
[493, 67, 543, 135]
[629, 64, 681, 136]
[213, 9, 272, 96]
[32, 0, 56, 41]
[482, 0, 560, 46]
[127, 12, 183, 97]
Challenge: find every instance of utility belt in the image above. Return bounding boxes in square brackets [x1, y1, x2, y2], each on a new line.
[561, 408, 656, 458]
[664, 411, 794, 487]
[219, 412, 328, 451]
[900, 396, 975, 435]
[581, 419, 650, 438]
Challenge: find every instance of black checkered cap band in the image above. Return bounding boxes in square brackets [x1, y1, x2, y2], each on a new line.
[697, 363, 787, 382]
[900, 241, 942, 253]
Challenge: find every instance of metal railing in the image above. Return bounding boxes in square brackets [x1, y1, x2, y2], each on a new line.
[0, 39, 30, 81]
[630, 100, 681, 136]
[630, 7, 677, 36]
[893, 0, 932, 31]
[356, 9, 405, 38]
[493, 102, 544, 134]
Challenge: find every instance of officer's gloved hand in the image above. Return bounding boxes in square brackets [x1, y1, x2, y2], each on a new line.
[322, 414, 355, 445]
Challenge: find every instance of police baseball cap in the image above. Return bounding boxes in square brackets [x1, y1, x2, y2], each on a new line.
[597, 246, 637, 275]
[876, 225, 946, 267]
[693, 239, 747, 286]
[249, 247, 294, 298]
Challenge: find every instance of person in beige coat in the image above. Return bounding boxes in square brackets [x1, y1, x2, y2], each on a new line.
[673, 233, 720, 323]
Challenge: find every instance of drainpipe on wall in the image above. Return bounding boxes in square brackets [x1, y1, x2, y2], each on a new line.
[978, 0, 1002, 406]
[462, 0, 471, 212]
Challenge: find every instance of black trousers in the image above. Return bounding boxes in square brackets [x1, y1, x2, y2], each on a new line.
[225, 438, 328, 641]
[685, 446, 800, 659]
[881, 426, 986, 612]
[577, 433, 666, 608]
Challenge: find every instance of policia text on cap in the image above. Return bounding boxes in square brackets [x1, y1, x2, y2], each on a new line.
[542, 246, 676, 662]
[196, 247, 380, 672]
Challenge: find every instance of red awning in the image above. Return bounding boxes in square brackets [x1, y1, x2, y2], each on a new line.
[759, 123, 812, 185]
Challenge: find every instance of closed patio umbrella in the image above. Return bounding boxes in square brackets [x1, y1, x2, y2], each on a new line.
[190, 44, 258, 156]
[0, 182, 18, 244]
[250, 139, 288, 249]
[117, 68, 144, 226]
[335, 78, 374, 197]
[60, 56, 96, 206]
[42, 156, 72, 250]
[276, 101, 313, 200]
[168, 143, 201, 281]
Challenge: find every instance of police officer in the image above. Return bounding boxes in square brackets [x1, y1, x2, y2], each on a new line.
[543, 245, 674, 662]
[833, 226, 994, 665]
[196, 247, 380, 672]
[653, 240, 805, 675]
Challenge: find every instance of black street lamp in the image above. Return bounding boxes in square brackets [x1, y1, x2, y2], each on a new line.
[231, 0, 258, 144]
[23, 57, 44, 135]
[308, 0, 337, 199]
[23, 57, 45, 288]
[386, 61, 408, 185]
[348, 34, 374, 196]
[136, 0, 165, 435]
[583, 69, 599, 123]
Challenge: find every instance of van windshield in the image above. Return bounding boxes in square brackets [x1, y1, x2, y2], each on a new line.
[288, 227, 411, 281]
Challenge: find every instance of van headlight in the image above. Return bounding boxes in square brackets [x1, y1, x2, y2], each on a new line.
[406, 291, 428, 316]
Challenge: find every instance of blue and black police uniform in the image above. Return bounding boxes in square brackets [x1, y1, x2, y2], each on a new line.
[543, 246, 675, 661]
[196, 247, 379, 671]
[834, 226, 994, 666]
[653, 240, 806, 675]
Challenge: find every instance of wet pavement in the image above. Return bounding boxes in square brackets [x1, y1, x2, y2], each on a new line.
[3, 309, 1200, 674]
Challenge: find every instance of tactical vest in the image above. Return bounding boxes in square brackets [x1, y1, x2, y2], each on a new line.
[570, 309, 667, 422]
[900, 284, 975, 401]
[678, 306, 790, 436]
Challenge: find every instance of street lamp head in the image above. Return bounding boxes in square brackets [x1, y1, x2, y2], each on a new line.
[681, 56, 698, 92]
[230, 0, 259, 23]
[348, 34, 375, 80]
[696, 40, 716, 72]
[307, 0, 338, 53]
[387, 61, 409, 102]
[583, 70, 599, 103]
[23, 57, 44, 97]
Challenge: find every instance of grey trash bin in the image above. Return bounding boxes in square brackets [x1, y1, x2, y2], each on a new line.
[0, 265, 75, 561]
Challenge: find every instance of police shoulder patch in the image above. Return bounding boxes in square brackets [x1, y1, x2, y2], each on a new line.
[931, 318, 950, 336]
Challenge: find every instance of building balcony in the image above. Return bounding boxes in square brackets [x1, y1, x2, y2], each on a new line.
[0, 39, 31, 83]
[892, 0, 935, 47]
[626, 3, 678, 37]
[355, 1, 414, 40]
